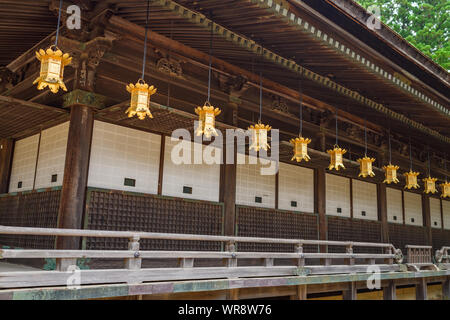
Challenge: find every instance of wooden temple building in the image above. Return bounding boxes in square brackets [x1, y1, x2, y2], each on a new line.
[0, 0, 449, 300]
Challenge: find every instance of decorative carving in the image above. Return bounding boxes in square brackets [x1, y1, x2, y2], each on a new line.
[271, 95, 290, 115]
[57, 36, 113, 92]
[156, 57, 183, 78]
[217, 73, 248, 96]
[0, 67, 17, 93]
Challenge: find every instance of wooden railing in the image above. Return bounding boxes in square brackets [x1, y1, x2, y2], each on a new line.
[406, 245, 433, 264]
[0, 225, 406, 289]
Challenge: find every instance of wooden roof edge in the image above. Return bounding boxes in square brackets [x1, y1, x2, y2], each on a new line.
[126, 3, 449, 144]
[306, 0, 449, 89]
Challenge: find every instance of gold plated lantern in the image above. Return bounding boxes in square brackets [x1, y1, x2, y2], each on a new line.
[125, 80, 157, 120]
[441, 181, 450, 198]
[290, 137, 311, 162]
[404, 171, 420, 189]
[422, 176, 438, 194]
[327, 146, 346, 171]
[33, 46, 71, 93]
[383, 164, 400, 184]
[195, 102, 221, 139]
[357, 156, 375, 178]
[249, 122, 271, 152]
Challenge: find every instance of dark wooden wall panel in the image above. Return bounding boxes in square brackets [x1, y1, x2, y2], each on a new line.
[327, 216, 383, 253]
[432, 229, 450, 252]
[235, 206, 319, 252]
[388, 223, 427, 253]
[84, 190, 224, 251]
[0, 190, 60, 249]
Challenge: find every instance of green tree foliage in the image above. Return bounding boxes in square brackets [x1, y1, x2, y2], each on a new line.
[355, 0, 449, 70]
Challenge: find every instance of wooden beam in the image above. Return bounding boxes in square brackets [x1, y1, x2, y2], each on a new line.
[0, 138, 14, 194]
[383, 280, 396, 300]
[56, 104, 94, 250]
[342, 282, 357, 300]
[443, 279, 450, 300]
[416, 278, 428, 300]
[291, 285, 307, 300]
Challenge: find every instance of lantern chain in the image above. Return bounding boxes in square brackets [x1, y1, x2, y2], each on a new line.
[364, 116, 367, 157]
[259, 72, 262, 123]
[409, 136, 413, 171]
[299, 79, 303, 137]
[207, 18, 213, 103]
[427, 148, 431, 177]
[141, 0, 150, 81]
[54, 0, 63, 47]
[335, 108, 338, 146]
[388, 129, 392, 164]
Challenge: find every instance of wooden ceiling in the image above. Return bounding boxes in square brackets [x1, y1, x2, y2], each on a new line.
[0, 1, 57, 66]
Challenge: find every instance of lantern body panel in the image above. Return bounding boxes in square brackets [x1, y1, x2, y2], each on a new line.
[441, 182, 450, 198]
[33, 47, 71, 93]
[357, 157, 375, 178]
[126, 81, 157, 120]
[383, 164, 399, 184]
[195, 104, 221, 139]
[327, 147, 346, 171]
[422, 177, 437, 194]
[249, 123, 271, 152]
[404, 171, 420, 189]
[290, 137, 311, 162]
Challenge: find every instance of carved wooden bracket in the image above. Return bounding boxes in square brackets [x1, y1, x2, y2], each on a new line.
[57, 36, 114, 92]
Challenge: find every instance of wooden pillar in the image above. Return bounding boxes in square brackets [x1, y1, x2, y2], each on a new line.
[383, 280, 396, 300]
[442, 279, 450, 300]
[157, 134, 165, 195]
[416, 278, 428, 300]
[220, 101, 238, 236]
[343, 282, 357, 300]
[291, 285, 307, 300]
[314, 167, 327, 252]
[377, 183, 389, 243]
[422, 194, 432, 246]
[0, 138, 14, 194]
[56, 104, 94, 250]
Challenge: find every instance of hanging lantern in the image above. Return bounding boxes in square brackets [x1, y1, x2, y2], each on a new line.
[195, 102, 221, 139]
[327, 146, 346, 171]
[422, 176, 437, 194]
[33, 46, 71, 93]
[383, 164, 400, 184]
[290, 137, 311, 162]
[441, 181, 450, 198]
[125, 80, 157, 120]
[357, 156, 375, 178]
[249, 122, 271, 152]
[404, 171, 420, 189]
